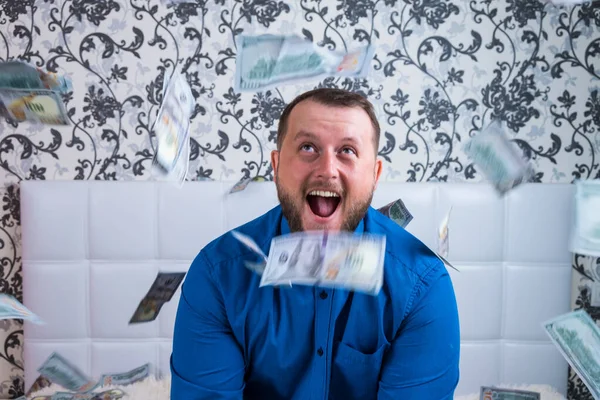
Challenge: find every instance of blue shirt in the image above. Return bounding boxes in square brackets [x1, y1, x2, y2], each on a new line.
[170, 205, 460, 400]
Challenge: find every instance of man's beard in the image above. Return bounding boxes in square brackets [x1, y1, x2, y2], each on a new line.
[275, 179, 374, 233]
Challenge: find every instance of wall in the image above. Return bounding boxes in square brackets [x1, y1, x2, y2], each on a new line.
[0, 0, 598, 398]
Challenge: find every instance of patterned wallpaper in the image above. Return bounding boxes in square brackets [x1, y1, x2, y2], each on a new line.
[0, 0, 598, 398]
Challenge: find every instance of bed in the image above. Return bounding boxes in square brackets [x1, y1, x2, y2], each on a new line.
[19, 180, 574, 397]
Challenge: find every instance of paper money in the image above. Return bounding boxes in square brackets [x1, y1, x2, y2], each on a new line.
[437, 206, 452, 258]
[0, 61, 71, 125]
[234, 34, 374, 92]
[0, 293, 44, 324]
[377, 198, 413, 228]
[90, 389, 126, 400]
[26, 374, 53, 396]
[152, 72, 194, 184]
[570, 179, 600, 258]
[97, 363, 149, 387]
[261, 231, 386, 295]
[145, 272, 186, 302]
[543, 310, 600, 399]
[479, 386, 540, 400]
[43, 390, 125, 400]
[129, 272, 185, 324]
[229, 176, 267, 194]
[464, 120, 534, 195]
[231, 231, 268, 261]
[37, 352, 96, 393]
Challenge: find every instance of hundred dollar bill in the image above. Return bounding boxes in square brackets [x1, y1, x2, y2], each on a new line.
[377, 198, 413, 228]
[570, 179, 600, 258]
[261, 231, 386, 295]
[37, 352, 96, 393]
[26, 374, 53, 396]
[129, 272, 185, 324]
[479, 386, 540, 400]
[0, 60, 71, 125]
[229, 176, 267, 194]
[543, 310, 600, 399]
[234, 34, 375, 92]
[464, 119, 534, 195]
[152, 72, 194, 184]
[0, 293, 44, 324]
[437, 206, 452, 258]
[97, 363, 149, 387]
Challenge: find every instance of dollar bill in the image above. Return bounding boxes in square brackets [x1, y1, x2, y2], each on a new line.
[37, 352, 96, 393]
[437, 206, 452, 258]
[97, 363, 149, 387]
[234, 34, 374, 92]
[479, 386, 540, 400]
[26, 374, 53, 396]
[0, 293, 44, 324]
[543, 310, 600, 399]
[377, 198, 413, 228]
[261, 231, 386, 295]
[464, 119, 534, 195]
[152, 72, 194, 184]
[0, 60, 71, 125]
[231, 231, 268, 261]
[129, 272, 185, 324]
[570, 179, 600, 258]
[145, 272, 186, 302]
[129, 298, 165, 324]
[229, 176, 267, 194]
[90, 389, 126, 400]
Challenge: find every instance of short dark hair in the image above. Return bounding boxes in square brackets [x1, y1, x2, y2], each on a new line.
[276, 88, 380, 153]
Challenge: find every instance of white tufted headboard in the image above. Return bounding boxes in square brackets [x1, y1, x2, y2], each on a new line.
[20, 180, 574, 397]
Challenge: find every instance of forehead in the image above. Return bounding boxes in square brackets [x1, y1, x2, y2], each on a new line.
[287, 100, 374, 137]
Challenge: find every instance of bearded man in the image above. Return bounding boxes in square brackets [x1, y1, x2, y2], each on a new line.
[171, 88, 460, 400]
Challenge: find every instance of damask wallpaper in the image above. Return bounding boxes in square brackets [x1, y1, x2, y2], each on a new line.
[0, 0, 598, 398]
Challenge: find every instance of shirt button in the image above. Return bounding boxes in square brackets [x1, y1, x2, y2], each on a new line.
[319, 291, 328, 299]
[317, 347, 324, 356]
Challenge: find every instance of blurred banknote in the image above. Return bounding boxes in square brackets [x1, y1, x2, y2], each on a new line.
[129, 272, 186, 324]
[232, 230, 268, 275]
[43, 389, 126, 400]
[570, 179, 600, 258]
[229, 176, 267, 194]
[26, 374, 53, 396]
[437, 206, 452, 259]
[479, 386, 540, 400]
[0, 293, 44, 324]
[152, 72, 194, 184]
[37, 352, 96, 393]
[543, 310, 600, 399]
[261, 231, 386, 295]
[235, 34, 374, 92]
[377, 198, 413, 228]
[98, 363, 149, 387]
[464, 120, 534, 195]
[0, 60, 71, 125]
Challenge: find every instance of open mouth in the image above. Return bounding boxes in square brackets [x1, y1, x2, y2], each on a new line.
[306, 190, 341, 219]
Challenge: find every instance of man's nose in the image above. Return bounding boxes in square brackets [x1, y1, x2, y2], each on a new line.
[316, 151, 338, 180]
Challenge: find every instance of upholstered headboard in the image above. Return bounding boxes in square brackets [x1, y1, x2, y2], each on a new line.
[20, 180, 574, 396]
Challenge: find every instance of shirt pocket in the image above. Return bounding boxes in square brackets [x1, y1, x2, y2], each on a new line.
[329, 341, 389, 400]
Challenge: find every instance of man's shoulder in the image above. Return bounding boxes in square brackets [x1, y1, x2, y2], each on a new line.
[199, 205, 282, 267]
[365, 207, 445, 282]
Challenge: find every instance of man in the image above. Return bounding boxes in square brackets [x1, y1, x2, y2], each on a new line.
[170, 88, 460, 399]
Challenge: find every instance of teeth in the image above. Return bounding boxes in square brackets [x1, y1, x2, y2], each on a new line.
[308, 190, 339, 198]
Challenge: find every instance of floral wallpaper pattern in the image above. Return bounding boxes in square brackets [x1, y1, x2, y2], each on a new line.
[0, 0, 598, 397]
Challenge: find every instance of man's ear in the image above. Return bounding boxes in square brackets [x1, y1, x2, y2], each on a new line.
[271, 150, 279, 182]
[373, 158, 383, 188]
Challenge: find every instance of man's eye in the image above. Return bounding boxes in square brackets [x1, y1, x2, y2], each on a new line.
[341, 147, 356, 155]
[300, 144, 315, 152]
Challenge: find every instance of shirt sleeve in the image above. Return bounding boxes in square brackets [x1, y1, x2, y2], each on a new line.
[170, 251, 245, 400]
[377, 268, 460, 400]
